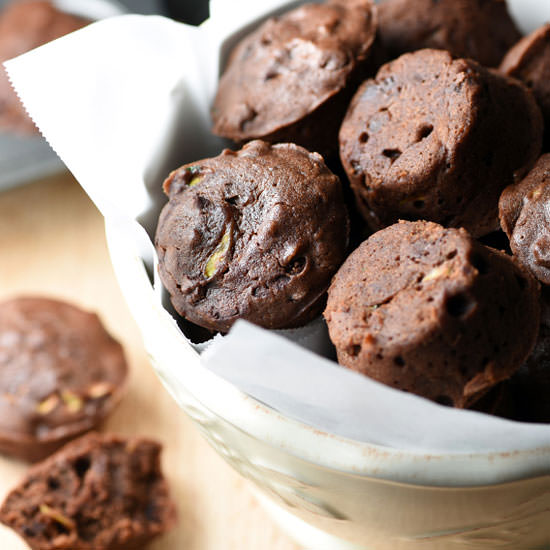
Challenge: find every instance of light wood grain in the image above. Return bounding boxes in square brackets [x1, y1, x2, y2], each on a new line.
[0, 173, 301, 550]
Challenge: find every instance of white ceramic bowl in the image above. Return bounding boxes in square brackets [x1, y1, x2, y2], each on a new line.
[106, 221, 550, 550]
[104, 1, 550, 548]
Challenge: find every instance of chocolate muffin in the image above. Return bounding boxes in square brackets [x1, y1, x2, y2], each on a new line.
[324, 221, 540, 408]
[500, 25, 550, 130]
[0, 433, 177, 550]
[155, 140, 349, 333]
[469, 379, 517, 419]
[0, 297, 128, 462]
[212, 0, 377, 162]
[0, 0, 89, 134]
[499, 154, 550, 285]
[509, 287, 550, 423]
[377, 0, 521, 68]
[339, 49, 543, 237]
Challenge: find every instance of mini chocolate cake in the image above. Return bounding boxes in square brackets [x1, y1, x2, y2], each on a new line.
[509, 287, 550, 423]
[0, 297, 128, 462]
[469, 379, 517, 419]
[324, 221, 540, 408]
[500, 24, 550, 130]
[470, 286, 550, 421]
[0, 433, 177, 550]
[0, 0, 89, 134]
[499, 154, 550, 285]
[212, 0, 377, 162]
[377, 0, 521, 68]
[155, 140, 349, 333]
[339, 49, 543, 237]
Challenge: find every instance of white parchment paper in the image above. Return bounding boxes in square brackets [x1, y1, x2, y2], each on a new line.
[6, 0, 550, 454]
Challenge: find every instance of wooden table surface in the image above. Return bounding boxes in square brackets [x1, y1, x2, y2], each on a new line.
[0, 173, 301, 550]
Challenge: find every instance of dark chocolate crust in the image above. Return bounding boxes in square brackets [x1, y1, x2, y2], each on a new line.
[0, 297, 128, 462]
[377, 0, 521, 68]
[0, 433, 177, 550]
[212, 0, 377, 161]
[339, 49, 543, 237]
[0, 0, 89, 134]
[155, 140, 349, 332]
[499, 154, 550, 285]
[324, 221, 540, 408]
[500, 24, 550, 128]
